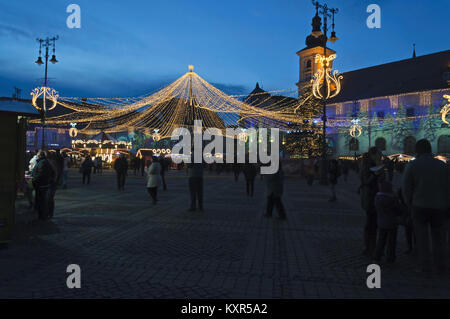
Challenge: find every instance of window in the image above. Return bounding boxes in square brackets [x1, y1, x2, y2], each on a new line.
[403, 136, 416, 155]
[375, 137, 386, 151]
[349, 138, 359, 151]
[406, 107, 415, 117]
[306, 60, 312, 69]
[437, 135, 450, 154]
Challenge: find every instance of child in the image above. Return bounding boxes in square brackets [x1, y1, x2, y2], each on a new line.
[373, 181, 401, 263]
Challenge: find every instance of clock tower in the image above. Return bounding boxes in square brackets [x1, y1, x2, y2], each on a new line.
[296, 8, 336, 96]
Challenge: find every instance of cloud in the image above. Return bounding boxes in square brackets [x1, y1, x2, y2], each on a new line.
[0, 24, 33, 39]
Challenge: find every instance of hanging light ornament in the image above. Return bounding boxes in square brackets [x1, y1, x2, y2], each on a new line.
[31, 86, 59, 111]
[69, 122, 78, 138]
[152, 129, 161, 141]
[311, 54, 343, 100]
[349, 119, 362, 138]
[441, 95, 450, 125]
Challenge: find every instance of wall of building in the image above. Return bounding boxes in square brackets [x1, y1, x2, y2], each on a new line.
[328, 89, 450, 156]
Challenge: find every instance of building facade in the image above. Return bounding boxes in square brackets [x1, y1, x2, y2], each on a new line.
[296, 20, 450, 157]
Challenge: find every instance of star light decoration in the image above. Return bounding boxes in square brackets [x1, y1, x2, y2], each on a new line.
[349, 119, 362, 138]
[311, 54, 343, 100]
[442, 95, 450, 125]
[31, 86, 59, 111]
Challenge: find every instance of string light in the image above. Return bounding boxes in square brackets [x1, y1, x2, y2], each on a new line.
[311, 54, 343, 100]
[442, 95, 450, 125]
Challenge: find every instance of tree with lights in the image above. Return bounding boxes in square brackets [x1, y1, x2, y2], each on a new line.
[285, 84, 323, 157]
[391, 105, 410, 150]
[420, 105, 438, 142]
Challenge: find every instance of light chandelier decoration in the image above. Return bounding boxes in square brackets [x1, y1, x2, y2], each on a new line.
[349, 119, 362, 137]
[311, 54, 343, 100]
[31, 86, 59, 111]
[442, 95, 450, 125]
[32, 66, 303, 137]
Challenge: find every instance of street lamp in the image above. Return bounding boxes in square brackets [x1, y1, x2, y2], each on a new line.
[310, 1, 341, 185]
[32, 36, 59, 150]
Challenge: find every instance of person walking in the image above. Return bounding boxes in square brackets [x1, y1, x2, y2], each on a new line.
[264, 162, 286, 220]
[360, 147, 384, 257]
[233, 162, 241, 182]
[32, 150, 55, 220]
[328, 159, 340, 202]
[160, 157, 168, 191]
[81, 156, 93, 185]
[114, 154, 128, 191]
[146, 156, 161, 204]
[373, 181, 401, 263]
[402, 139, 450, 274]
[62, 152, 70, 189]
[243, 161, 257, 197]
[187, 156, 204, 212]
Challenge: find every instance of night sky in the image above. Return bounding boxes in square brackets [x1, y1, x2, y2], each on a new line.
[0, 0, 448, 98]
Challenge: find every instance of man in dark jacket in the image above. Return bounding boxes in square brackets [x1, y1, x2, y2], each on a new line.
[264, 162, 286, 220]
[32, 151, 55, 220]
[114, 154, 128, 191]
[243, 162, 257, 197]
[402, 139, 450, 273]
[187, 155, 204, 212]
[360, 147, 384, 256]
[81, 156, 93, 185]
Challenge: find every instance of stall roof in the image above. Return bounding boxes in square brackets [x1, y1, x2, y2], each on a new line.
[0, 98, 40, 117]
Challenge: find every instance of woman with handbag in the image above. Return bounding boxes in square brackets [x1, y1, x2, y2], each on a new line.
[146, 156, 161, 205]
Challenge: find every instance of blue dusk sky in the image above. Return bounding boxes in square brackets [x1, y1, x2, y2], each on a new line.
[0, 0, 448, 98]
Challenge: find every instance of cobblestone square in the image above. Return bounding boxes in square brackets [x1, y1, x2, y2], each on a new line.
[1, 169, 449, 298]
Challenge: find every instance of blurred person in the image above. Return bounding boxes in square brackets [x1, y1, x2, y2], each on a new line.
[373, 181, 401, 263]
[146, 156, 161, 204]
[114, 154, 128, 191]
[243, 161, 257, 197]
[328, 159, 340, 202]
[81, 156, 93, 185]
[360, 147, 384, 256]
[32, 150, 55, 220]
[264, 162, 286, 220]
[402, 139, 449, 274]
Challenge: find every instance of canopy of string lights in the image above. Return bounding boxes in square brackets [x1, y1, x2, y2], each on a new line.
[31, 66, 305, 138]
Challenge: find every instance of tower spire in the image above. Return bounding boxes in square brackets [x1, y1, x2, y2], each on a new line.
[412, 44, 416, 58]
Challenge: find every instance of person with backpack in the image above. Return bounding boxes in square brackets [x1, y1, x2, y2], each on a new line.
[32, 150, 56, 220]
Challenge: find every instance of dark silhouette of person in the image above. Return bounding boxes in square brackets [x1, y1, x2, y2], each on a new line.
[187, 155, 204, 212]
[233, 162, 241, 182]
[373, 181, 401, 263]
[328, 159, 340, 202]
[146, 156, 161, 204]
[243, 161, 257, 197]
[114, 154, 128, 191]
[263, 162, 286, 220]
[360, 147, 384, 256]
[81, 156, 93, 185]
[32, 150, 55, 220]
[160, 157, 168, 191]
[402, 139, 449, 273]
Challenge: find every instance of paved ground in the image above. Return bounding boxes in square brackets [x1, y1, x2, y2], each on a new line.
[1, 168, 449, 298]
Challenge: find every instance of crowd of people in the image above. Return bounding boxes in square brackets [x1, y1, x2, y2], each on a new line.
[24, 139, 449, 274]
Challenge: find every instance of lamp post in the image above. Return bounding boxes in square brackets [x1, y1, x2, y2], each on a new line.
[310, 1, 340, 185]
[33, 36, 59, 150]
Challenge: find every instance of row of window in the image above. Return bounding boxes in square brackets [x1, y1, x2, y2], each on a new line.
[348, 135, 450, 154]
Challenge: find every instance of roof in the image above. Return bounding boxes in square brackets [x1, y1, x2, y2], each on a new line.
[0, 98, 40, 117]
[92, 132, 116, 142]
[329, 50, 450, 103]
